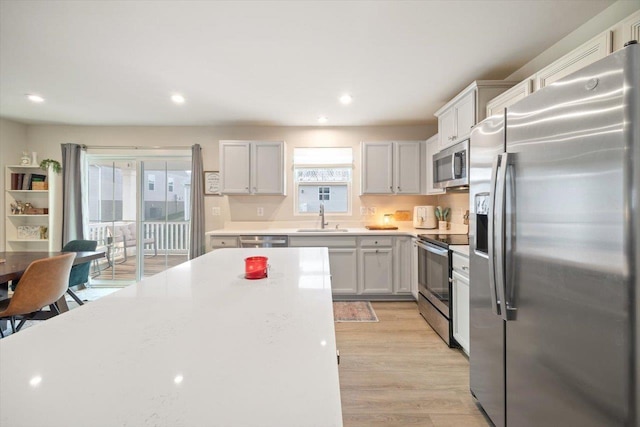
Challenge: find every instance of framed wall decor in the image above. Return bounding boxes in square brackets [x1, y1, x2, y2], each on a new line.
[204, 171, 221, 196]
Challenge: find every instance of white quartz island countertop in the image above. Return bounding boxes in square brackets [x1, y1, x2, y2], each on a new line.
[0, 248, 343, 427]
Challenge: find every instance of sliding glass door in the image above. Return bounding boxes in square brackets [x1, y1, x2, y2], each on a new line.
[87, 153, 191, 286]
[140, 159, 191, 279]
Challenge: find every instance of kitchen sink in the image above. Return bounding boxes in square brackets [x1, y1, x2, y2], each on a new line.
[296, 228, 349, 233]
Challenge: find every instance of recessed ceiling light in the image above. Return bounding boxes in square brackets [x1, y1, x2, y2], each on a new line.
[26, 94, 44, 103]
[318, 116, 328, 124]
[171, 94, 185, 104]
[339, 94, 352, 105]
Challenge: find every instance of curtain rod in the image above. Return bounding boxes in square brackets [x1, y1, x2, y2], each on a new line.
[82, 145, 191, 150]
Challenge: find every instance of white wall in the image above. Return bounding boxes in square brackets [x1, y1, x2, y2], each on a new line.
[0, 118, 28, 251]
[23, 124, 438, 235]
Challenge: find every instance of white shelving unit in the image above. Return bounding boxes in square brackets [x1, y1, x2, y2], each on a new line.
[5, 165, 57, 252]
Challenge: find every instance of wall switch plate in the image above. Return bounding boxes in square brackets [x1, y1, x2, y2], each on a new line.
[212, 207, 221, 216]
[360, 207, 367, 215]
[257, 207, 264, 216]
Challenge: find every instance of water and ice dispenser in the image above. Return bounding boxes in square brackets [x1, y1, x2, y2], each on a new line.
[475, 193, 489, 254]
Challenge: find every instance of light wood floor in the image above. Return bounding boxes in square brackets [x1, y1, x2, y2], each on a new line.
[93, 253, 188, 281]
[335, 301, 491, 427]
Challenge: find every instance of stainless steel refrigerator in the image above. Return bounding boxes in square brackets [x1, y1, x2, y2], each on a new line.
[469, 42, 639, 427]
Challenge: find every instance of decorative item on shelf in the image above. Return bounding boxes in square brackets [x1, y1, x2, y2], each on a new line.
[10, 201, 25, 214]
[39, 226, 48, 240]
[39, 159, 62, 174]
[435, 206, 450, 231]
[24, 206, 48, 215]
[17, 225, 42, 240]
[31, 152, 37, 166]
[32, 181, 48, 190]
[20, 151, 31, 165]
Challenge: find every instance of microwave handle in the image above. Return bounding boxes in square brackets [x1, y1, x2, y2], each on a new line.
[452, 152, 464, 179]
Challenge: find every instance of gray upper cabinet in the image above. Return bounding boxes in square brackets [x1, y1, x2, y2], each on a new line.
[361, 141, 422, 195]
[219, 140, 285, 195]
[435, 81, 516, 150]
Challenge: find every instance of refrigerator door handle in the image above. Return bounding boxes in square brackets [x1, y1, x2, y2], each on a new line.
[488, 155, 501, 316]
[495, 153, 509, 322]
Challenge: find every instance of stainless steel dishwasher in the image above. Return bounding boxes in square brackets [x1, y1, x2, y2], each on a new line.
[239, 235, 289, 248]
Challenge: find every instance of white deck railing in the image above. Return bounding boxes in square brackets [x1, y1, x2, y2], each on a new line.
[88, 221, 190, 255]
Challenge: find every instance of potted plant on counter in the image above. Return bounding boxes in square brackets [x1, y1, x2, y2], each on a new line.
[435, 206, 450, 231]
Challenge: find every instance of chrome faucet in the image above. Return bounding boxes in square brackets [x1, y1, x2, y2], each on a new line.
[319, 203, 328, 229]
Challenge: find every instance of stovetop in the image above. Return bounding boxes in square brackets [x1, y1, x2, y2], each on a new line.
[418, 234, 469, 249]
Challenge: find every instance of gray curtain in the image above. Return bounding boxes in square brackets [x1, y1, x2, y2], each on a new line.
[189, 144, 205, 259]
[61, 143, 85, 246]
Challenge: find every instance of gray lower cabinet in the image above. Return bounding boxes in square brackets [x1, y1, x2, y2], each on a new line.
[359, 247, 393, 294]
[327, 248, 358, 294]
[222, 233, 414, 298]
[394, 236, 412, 293]
[289, 236, 358, 295]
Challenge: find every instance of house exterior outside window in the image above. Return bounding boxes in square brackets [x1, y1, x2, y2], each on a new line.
[293, 147, 352, 215]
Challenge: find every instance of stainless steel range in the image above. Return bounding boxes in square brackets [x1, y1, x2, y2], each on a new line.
[416, 234, 468, 346]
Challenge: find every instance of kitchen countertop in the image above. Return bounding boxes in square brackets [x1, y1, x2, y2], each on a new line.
[206, 222, 469, 237]
[0, 248, 342, 427]
[450, 245, 470, 256]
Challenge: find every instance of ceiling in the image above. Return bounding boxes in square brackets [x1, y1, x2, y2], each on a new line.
[0, 0, 616, 127]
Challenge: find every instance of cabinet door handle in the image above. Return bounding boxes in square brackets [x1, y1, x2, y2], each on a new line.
[397, 186, 401, 191]
[389, 186, 393, 191]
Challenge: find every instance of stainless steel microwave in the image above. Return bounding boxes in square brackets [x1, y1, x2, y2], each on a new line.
[433, 140, 469, 189]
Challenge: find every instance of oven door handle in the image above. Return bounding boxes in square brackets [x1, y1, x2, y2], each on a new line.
[416, 240, 448, 257]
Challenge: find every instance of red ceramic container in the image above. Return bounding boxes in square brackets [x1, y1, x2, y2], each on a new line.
[245, 256, 268, 279]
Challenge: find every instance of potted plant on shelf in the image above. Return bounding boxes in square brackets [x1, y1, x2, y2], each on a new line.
[39, 159, 61, 174]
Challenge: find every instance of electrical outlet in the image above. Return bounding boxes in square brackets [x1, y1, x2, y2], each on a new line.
[368, 207, 377, 215]
[211, 207, 221, 216]
[360, 207, 367, 215]
[257, 207, 264, 217]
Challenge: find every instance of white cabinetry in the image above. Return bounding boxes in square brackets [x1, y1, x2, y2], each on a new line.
[410, 238, 419, 300]
[486, 79, 533, 118]
[327, 248, 359, 294]
[289, 236, 358, 295]
[617, 10, 640, 51]
[209, 236, 239, 250]
[534, 31, 612, 90]
[424, 135, 445, 195]
[359, 237, 393, 295]
[435, 81, 516, 150]
[288, 234, 414, 297]
[219, 141, 285, 195]
[5, 165, 57, 251]
[452, 251, 470, 355]
[361, 141, 421, 195]
[394, 236, 412, 294]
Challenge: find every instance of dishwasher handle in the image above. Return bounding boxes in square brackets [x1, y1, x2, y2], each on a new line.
[240, 239, 288, 245]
